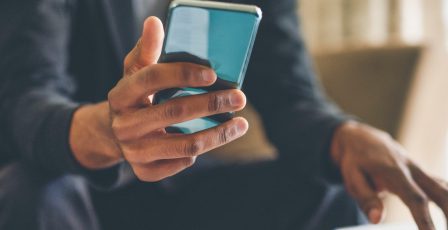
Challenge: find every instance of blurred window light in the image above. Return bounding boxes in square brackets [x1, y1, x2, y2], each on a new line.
[444, 0, 448, 48]
[445, 131, 448, 178]
[299, 0, 425, 50]
[366, 0, 389, 45]
[399, 0, 423, 44]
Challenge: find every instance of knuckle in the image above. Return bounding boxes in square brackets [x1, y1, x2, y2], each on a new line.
[410, 193, 428, 206]
[108, 89, 121, 110]
[143, 66, 161, 86]
[218, 126, 231, 144]
[163, 103, 185, 119]
[180, 64, 194, 83]
[181, 139, 203, 157]
[111, 118, 127, 141]
[208, 94, 223, 113]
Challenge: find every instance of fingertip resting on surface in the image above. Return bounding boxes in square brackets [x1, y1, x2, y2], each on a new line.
[368, 208, 382, 224]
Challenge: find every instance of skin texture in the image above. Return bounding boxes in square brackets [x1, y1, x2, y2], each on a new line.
[70, 17, 248, 182]
[70, 16, 448, 229]
[332, 121, 448, 230]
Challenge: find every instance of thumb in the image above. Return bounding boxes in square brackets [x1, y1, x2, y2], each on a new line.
[344, 167, 385, 224]
[124, 16, 164, 76]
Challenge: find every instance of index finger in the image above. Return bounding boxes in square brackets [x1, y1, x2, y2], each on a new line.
[384, 169, 435, 230]
[108, 63, 217, 111]
[409, 162, 448, 226]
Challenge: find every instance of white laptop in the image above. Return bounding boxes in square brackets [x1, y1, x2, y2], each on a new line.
[336, 223, 417, 230]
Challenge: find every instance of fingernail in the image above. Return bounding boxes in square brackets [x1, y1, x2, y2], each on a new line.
[236, 119, 248, 135]
[230, 92, 244, 107]
[201, 69, 216, 83]
[368, 209, 382, 224]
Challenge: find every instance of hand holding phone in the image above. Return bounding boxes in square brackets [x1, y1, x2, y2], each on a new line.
[154, 0, 262, 134]
[95, 17, 250, 181]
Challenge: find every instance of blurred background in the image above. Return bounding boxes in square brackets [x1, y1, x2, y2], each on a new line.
[298, 0, 448, 228]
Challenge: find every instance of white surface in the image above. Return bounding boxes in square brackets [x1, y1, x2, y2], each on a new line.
[336, 223, 417, 230]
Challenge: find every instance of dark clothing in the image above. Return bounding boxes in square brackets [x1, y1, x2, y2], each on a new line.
[0, 0, 346, 183]
[0, 0, 359, 229]
[0, 161, 364, 230]
[0, 163, 99, 230]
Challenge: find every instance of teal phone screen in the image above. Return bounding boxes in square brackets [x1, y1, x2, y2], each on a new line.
[154, 5, 261, 134]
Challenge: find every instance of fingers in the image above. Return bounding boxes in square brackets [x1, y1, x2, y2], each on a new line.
[111, 89, 246, 141]
[409, 162, 448, 222]
[384, 168, 435, 230]
[132, 157, 197, 182]
[122, 117, 248, 164]
[109, 63, 217, 110]
[400, 187, 434, 230]
[124, 16, 164, 76]
[342, 165, 384, 223]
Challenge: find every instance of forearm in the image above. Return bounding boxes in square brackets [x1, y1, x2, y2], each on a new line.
[0, 88, 80, 173]
[0, 0, 75, 172]
[2, 94, 134, 188]
[0, 0, 127, 185]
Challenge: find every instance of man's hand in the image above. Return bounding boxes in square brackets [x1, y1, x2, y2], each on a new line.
[332, 121, 448, 230]
[69, 17, 248, 182]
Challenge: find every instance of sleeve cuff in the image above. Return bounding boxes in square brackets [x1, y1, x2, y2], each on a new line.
[35, 103, 135, 189]
[320, 118, 346, 183]
[318, 115, 360, 184]
[35, 102, 81, 174]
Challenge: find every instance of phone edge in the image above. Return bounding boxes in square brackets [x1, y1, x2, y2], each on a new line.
[169, 0, 262, 18]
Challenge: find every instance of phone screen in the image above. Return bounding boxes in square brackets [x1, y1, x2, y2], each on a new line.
[154, 4, 261, 134]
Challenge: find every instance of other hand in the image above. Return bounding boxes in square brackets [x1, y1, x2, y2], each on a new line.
[332, 121, 448, 230]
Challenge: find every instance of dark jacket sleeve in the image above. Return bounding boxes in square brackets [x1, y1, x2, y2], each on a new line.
[0, 0, 135, 189]
[243, 0, 350, 181]
[0, 0, 84, 174]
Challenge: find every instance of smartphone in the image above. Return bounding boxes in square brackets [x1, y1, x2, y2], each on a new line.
[153, 0, 262, 134]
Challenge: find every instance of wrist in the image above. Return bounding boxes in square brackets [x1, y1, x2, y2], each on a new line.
[331, 121, 392, 167]
[69, 102, 122, 170]
[330, 120, 361, 167]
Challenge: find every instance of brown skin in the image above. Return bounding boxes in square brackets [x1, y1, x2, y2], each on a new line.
[332, 121, 448, 229]
[70, 17, 248, 182]
[70, 17, 448, 229]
